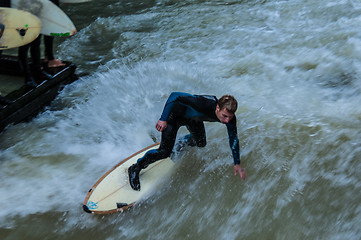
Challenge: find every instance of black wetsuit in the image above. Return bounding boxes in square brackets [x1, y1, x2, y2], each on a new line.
[0, 0, 10, 7]
[0, 0, 38, 85]
[44, 0, 59, 61]
[136, 92, 241, 169]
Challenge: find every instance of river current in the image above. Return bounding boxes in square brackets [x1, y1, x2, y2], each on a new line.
[1, 0, 361, 239]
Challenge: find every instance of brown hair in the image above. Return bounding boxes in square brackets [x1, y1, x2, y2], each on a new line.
[218, 95, 238, 114]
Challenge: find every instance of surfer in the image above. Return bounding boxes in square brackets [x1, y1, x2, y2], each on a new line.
[128, 92, 247, 191]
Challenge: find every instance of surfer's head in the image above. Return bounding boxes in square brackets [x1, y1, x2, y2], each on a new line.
[216, 95, 237, 124]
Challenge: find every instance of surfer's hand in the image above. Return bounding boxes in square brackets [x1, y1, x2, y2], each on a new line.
[234, 164, 246, 180]
[156, 120, 167, 132]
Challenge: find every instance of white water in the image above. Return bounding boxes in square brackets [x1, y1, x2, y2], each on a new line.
[1, 0, 361, 239]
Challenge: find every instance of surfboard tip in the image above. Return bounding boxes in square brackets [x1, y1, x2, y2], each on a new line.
[82, 204, 93, 214]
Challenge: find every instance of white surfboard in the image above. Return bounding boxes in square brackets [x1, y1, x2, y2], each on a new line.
[60, 0, 92, 3]
[11, 0, 76, 36]
[0, 7, 41, 49]
[83, 143, 175, 214]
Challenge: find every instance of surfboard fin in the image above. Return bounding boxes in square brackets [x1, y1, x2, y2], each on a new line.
[117, 203, 128, 208]
[83, 204, 93, 214]
[16, 28, 28, 37]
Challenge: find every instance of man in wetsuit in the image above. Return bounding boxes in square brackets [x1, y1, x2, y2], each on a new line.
[128, 92, 247, 191]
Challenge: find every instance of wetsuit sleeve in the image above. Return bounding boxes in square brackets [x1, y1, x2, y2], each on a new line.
[226, 117, 241, 165]
[159, 92, 194, 121]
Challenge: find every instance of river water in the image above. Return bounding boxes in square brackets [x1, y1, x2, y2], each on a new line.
[1, 0, 361, 239]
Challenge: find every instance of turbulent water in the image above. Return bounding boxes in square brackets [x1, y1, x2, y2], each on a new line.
[1, 0, 361, 239]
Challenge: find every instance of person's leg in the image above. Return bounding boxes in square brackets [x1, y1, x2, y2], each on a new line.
[44, 0, 65, 68]
[29, 35, 53, 81]
[43, 33, 65, 67]
[30, 35, 41, 78]
[138, 123, 179, 169]
[44, 35, 55, 61]
[18, 43, 38, 87]
[45, 0, 58, 62]
[184, 120, 207, 147]
[129, 122, 180, 190]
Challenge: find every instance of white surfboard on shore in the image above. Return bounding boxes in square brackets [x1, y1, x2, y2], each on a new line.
[11, 0, 76, 37]
[0, 7, 41, 49]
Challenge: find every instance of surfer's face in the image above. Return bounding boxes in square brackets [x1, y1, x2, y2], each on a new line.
[215, 105, 234, 124]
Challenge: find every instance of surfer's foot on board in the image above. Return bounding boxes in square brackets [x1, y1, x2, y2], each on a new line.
[128, 164, 141, 191]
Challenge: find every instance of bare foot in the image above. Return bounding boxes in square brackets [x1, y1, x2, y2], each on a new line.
[48, 59, 66, 68]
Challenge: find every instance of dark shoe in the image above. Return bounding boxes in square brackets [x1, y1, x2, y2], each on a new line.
[24, 74, 38, 88]
[128, 164, 141, 191]
[0, 96, 14, 105]
[26, 80, 38, 88]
